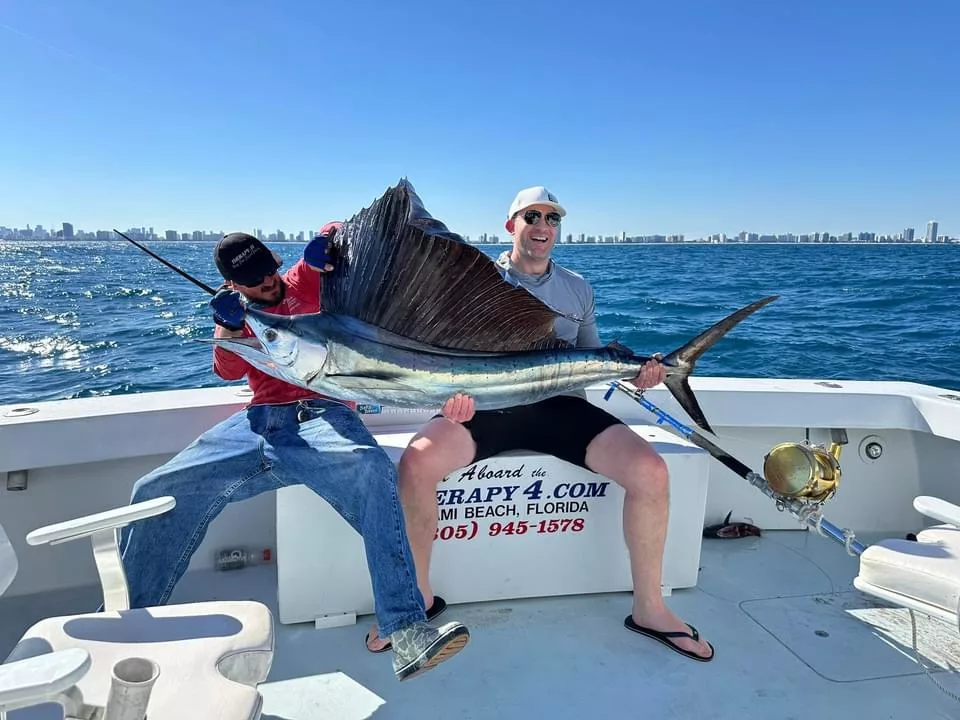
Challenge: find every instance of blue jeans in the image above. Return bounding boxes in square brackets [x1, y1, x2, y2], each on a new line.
[119, 398, 426, 637]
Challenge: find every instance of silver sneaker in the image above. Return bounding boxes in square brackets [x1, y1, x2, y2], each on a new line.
[390, 620, 470, 681]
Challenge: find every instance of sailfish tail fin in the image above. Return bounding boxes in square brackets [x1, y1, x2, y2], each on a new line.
[659, 295, 779, 434]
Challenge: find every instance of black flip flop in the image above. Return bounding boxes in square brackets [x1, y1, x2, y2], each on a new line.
[365, 596, 448, 653]
[623, 615, 715, 662]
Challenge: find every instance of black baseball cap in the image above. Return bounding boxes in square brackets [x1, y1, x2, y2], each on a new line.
[214, 232, 280, 286]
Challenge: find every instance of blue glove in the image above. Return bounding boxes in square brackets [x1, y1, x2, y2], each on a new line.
[304, 235, 335, 271]
[305, 222, 342, 271]
[210, 288, 245, 331]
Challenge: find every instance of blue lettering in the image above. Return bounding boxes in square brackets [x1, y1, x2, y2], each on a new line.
[555, 482, 609, 499]
[437, 484, 520, 505]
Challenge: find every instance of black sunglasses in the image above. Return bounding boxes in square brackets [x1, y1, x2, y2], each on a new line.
[238, 271, 277, 289]
[521, 209, 562, 228]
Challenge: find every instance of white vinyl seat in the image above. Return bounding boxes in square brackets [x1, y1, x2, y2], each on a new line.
[1, 519, 93, 720]
[854, 495, 960, 628]
[0, 497, 274, 719]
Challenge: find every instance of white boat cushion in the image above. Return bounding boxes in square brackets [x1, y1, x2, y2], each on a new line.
[858, 525, 960, 617]
[915, 524, 960, 546]
[4, 600, 273, 720]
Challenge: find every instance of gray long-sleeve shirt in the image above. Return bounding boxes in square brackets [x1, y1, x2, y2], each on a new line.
[494, 251, 601, 348]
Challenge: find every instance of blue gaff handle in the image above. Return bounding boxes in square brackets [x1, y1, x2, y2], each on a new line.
[603, 382, 694, 438]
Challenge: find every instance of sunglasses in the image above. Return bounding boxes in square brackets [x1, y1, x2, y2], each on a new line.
[521, 209, 562, 228]
[239, 272, 277, 290]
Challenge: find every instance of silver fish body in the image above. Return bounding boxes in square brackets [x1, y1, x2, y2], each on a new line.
[230, 310, 648, 410]
[208, 291, 778, 434]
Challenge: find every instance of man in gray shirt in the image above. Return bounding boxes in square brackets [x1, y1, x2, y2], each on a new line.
[364, 186, 714, 663]
[492, 240, 600, 348]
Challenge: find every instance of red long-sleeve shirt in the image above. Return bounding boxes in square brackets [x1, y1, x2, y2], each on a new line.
[213, 258, 352, 408]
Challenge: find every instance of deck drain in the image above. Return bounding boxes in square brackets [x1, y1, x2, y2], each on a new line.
[814, 630, 830, 638]
[4, 407, 39, 417]
[939, 394, 960, 402]
[814, 381, 843, 389]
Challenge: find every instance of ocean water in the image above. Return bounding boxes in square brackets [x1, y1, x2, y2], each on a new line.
[0, 240, 957, 406]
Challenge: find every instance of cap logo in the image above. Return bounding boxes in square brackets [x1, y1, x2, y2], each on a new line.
[230, 243, 261, 268]
[547, 192, 557, 202]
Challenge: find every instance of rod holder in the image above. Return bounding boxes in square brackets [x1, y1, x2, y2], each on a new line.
[102, 657, 159, 720]
[5, 470, 27, 492]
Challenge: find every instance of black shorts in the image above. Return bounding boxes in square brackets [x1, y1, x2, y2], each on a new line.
[460, 395, 623, 470]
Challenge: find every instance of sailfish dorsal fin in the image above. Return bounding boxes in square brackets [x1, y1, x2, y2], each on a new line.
[320, 179, 570, 352]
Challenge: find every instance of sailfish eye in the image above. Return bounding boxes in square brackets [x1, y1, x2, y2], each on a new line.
[264, 329, 278, 342]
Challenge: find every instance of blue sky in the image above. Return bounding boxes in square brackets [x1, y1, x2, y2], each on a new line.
[1, 0, 957, 241]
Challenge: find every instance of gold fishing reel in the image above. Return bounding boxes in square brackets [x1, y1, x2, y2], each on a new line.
[762, 430, 846, 504]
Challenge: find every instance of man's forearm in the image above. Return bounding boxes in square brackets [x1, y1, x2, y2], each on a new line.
[212, 325, 250, 380]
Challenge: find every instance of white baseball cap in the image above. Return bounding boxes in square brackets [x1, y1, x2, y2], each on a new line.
[507, 186, 566, 219]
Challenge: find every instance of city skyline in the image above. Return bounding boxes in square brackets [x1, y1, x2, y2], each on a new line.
[1, 219, 954, 245]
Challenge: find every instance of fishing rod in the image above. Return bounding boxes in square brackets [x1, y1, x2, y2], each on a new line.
[113, 229, 217, 295]
[604, 380, 866, 556]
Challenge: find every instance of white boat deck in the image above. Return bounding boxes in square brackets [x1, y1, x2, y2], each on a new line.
[3, 529, 960, 720]
[4, 379, 960, 718]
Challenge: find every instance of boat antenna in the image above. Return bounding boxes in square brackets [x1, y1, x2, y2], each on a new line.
[113, 229, 217, 295]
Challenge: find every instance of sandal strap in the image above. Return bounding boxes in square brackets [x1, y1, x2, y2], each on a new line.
[660, 624, 699, 641]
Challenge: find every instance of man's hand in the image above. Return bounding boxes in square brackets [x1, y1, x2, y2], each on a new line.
[305, 222, 342, 273]
[441, 392, 475, 423]
[210, 287, 246, 331]
[628, 357, 667, 390]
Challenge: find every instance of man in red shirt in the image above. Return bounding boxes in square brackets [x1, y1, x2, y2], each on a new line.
[208, 225, 341, 406]
[119, 226, 470, 682]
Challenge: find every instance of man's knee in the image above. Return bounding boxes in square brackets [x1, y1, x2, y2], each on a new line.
[398, 420, 475, 489]
[130, 467, 169, 503]
[638, 448, 668, 488]
[370, 447, 399, 482]
[129, 443, 205, 503]
[348, 446, 399, 492]
[622, 439, 669, 498]
[589, 426, 669, 495]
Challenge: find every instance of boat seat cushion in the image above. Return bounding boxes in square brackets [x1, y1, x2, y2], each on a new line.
[5, 600, 273, 720]
[857, 524, 960, 617]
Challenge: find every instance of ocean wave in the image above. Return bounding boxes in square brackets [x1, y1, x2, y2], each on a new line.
[0, 335, 118, 359]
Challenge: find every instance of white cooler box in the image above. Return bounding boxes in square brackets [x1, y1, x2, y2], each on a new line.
[275, 424, 710, 626]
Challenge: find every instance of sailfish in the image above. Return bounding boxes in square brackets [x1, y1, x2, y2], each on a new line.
[205, 179, 777, 434]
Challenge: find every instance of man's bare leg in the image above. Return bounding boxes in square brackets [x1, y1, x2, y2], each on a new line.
[365, 417, 476, 651]
[585, 424, 713, 659]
